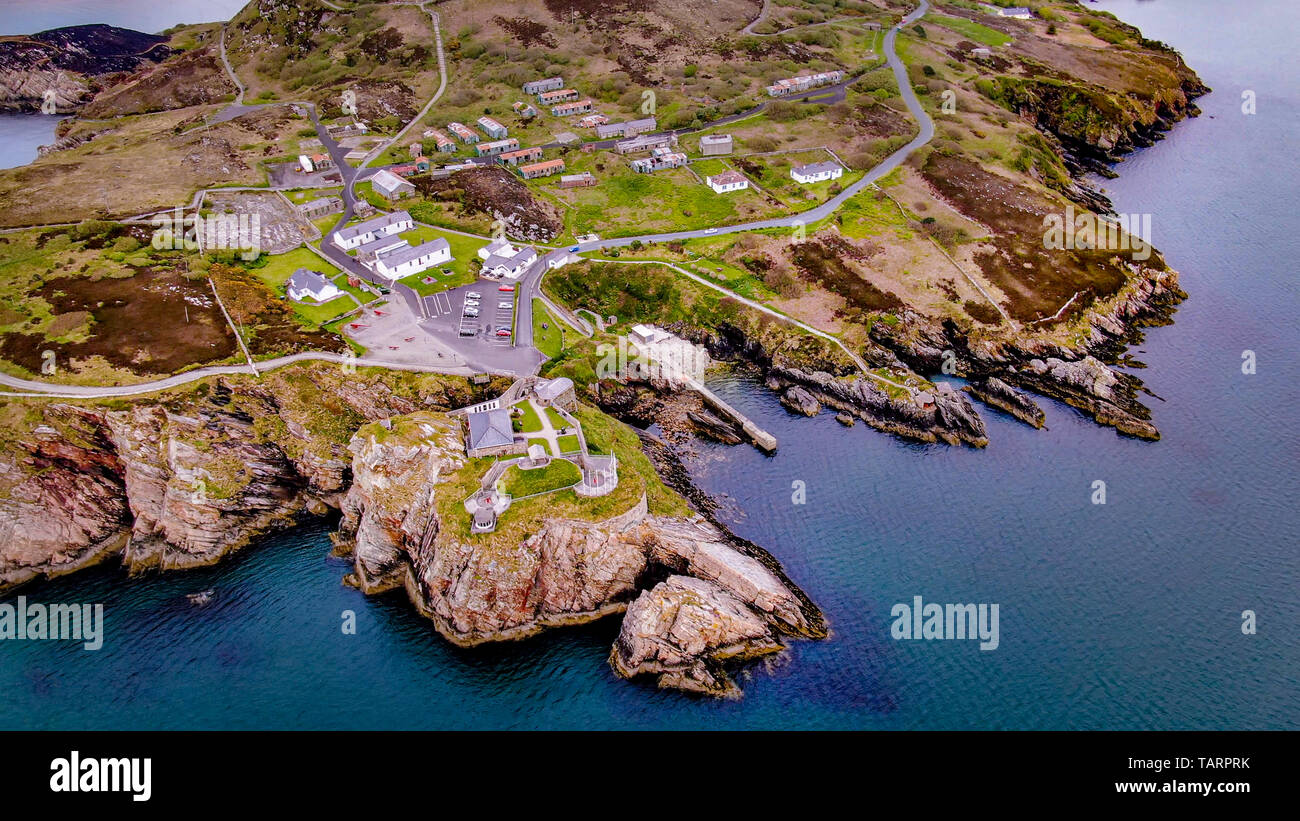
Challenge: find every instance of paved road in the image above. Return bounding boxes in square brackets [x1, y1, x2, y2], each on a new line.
[0, 353, 473, 399]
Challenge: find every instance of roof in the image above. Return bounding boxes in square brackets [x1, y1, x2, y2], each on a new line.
[520, 159, 565, 172]
[793, 160, 843, 176]
[483, 245, 538, 271]
[371, 169, 413, 194]
[536, 377, 574, 401]
[376, 238, 450, 269]
[708, 171, 747, 186]
[700, 134, 733, 144]
[335, 210, 412, 242]
[356, 235, 408, 255]
[287, 268, 330, 292]
[467, 408, 515, 451]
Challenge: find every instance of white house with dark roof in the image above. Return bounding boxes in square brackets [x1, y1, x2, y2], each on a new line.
[479, 240, 538, 279]
[373, 238, 452, 280]
[332, 211, 414, 250]
[790, 160, 844, 184]
[286, 269, 341, 303]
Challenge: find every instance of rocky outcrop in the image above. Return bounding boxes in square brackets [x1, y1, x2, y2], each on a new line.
[779, 385, 822, 417]
[965, 376, 1045, 429]
[0, 366, 506, 591]
[611, 575, 782, 697]
[0, 25, 170, 112]
[337, 411, 823, 695]
[770, 365, 988, 447]
[860, 262, 1183, 440]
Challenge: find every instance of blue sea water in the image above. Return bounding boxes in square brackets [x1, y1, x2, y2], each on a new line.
[0, 0, 1297, 729]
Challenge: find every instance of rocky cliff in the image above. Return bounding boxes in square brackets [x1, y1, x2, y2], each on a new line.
[336, 411, 824, 696]
[0, 366, 504, 589]
[0, 365, 821, 697]
[0, 25, 171, 113]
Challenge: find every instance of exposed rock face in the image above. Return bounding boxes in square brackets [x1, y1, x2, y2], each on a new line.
[771, 365, 988, 447]
[0, 367, 508, 591]
[780, 385, 822, 417]
[966, 377, 1045, 429]
[337, 412, 822, 695]
[0, 25, 170, 112]
[0, 406, 130, 589]
[612, 575, 781, 697]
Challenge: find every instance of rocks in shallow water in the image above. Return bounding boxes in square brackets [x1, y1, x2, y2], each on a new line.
[780, 385, 822, 417]
[836, 412, 855, 427]
[611, 575, 782, 697]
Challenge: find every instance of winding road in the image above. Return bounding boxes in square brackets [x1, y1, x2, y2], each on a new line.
[1, 2, 936, 400]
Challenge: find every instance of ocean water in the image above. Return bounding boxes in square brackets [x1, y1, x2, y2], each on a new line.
[0, 113, 64, 170]
[0, 0, 1297, 729]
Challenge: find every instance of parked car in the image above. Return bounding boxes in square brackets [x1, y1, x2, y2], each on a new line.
[499, 301, 513, 310]
[467, 291, 481, 299]
[498, 284, 515, 292]
[464, 307, 479, 317]
[496, 329, 511, 337]
[464, 299, 479, 307]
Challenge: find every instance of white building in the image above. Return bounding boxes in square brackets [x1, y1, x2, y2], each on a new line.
[297, 155, 314, 173]
[332, 211, 414, 250]
[286, 268, 341, 302]
[477, 238, 538, 279]
[371, 169, 415, 201]
[790, 160, 844, 184]
[373, 238, 452, 280]
[706, 170, 749, 194]
[628, 325, 710, 382]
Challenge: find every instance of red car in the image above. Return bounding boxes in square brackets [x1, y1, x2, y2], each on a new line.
[496, 329, 511, 337]
[498, 285, 515, 292]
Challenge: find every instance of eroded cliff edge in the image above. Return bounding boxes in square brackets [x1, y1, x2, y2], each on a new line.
[0, 366, 824, 697]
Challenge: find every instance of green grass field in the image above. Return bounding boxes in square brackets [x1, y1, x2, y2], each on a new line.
[252, 246, 341, 290]
[515, 402, 543, 433]
[393, 224, 485, 296]
[555, 434, 581, 453]
[926, 14, 1013, 47]
[501, 459, 582, 497]
[532, 299, 564, 358]
[544, 407, 569, 430]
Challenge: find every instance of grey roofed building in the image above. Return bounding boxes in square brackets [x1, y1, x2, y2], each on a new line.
[793, 160, 842, 176]
[355, 234, 408, 257]
[535, 377, 574, 403]
[466, 408, 516, 452]
[374, 237, 449, 270]
[335, 210, 413, 244]
[286, 268, 332, 295]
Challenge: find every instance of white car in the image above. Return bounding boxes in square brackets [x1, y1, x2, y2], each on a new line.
[499, 301, 513, 310]
[467, 291, 482, 299]
[703, 228, 717, 235]
[464, 307, 479, 317]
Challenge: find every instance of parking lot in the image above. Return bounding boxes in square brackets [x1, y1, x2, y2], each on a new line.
[422, 277, 518, 347]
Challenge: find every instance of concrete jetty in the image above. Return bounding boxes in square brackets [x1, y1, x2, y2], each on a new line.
[688, 378, 778, 453]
